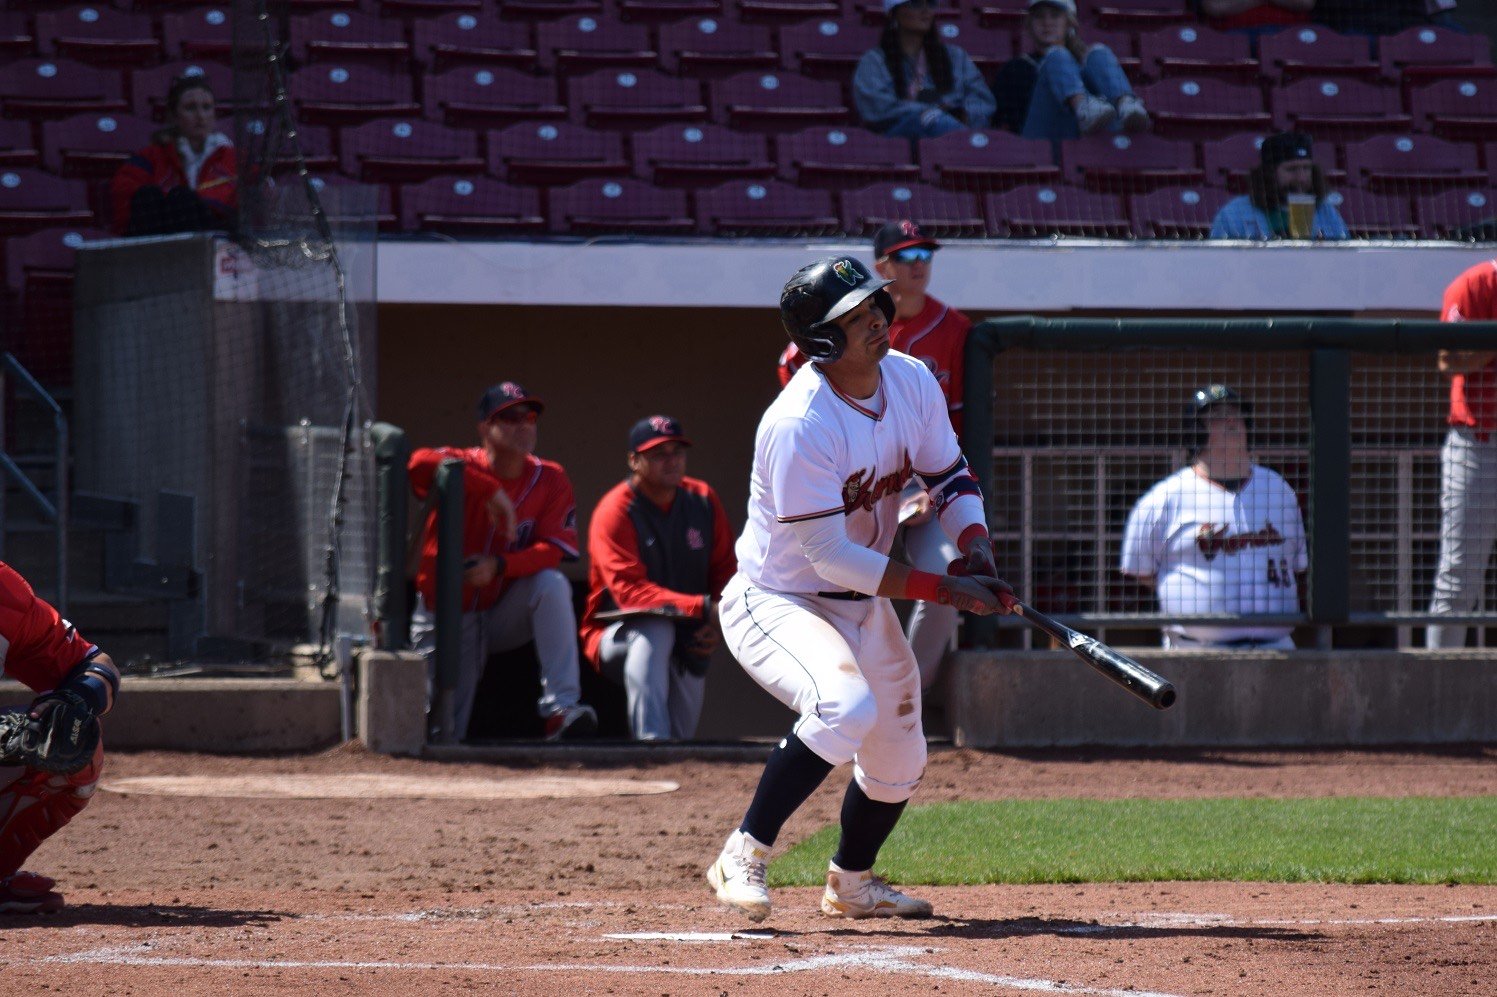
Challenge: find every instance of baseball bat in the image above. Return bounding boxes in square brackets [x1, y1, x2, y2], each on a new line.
[1007, 600, 1177, 710]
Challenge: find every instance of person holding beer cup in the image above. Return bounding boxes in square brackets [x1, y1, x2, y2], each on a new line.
[1210, 132, 1349, 241]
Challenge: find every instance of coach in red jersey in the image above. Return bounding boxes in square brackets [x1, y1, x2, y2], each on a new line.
[0, 562, 122, 914]
[580, 416, 737, 740]
[409, 381, 597, 742]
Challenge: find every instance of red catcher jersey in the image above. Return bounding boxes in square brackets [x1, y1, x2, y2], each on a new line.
[1443, 259, 1497, 434]
[777, 294, 971, 433]
[0, 562, 98, 693]
[409, 448, 579, 612]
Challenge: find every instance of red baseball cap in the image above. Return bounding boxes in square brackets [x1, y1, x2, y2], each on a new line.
[873, 220, 941, 259]
[477, 381, 545, 420]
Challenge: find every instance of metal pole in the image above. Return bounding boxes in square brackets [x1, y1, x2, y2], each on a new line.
[1309, 348, 1351, 626]
[55, 408, 68, 617]
[960, 321, 1010, 648]
[430, 457, 465, 744]
[369, 422, 410, 651]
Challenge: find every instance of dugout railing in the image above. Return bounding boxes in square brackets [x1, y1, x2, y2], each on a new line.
[961, 316, 1497, 649]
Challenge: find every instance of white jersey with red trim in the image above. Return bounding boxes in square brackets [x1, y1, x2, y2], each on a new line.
[735, 349, 968, 594]
[1120, 464, 1308, 642]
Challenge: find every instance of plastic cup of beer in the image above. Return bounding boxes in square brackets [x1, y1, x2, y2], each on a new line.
[1286, 193, 1316, 239]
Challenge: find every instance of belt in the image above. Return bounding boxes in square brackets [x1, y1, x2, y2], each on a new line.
[818, 590, 871, 601]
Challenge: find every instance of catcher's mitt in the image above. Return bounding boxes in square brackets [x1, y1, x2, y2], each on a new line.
[0, 689, 100, 774]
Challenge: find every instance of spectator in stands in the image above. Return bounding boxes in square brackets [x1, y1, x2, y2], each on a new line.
[1195, 0, 1312, 36]
[1120, 384, 1308, 650]
[990, 0, 1151, 140]
[1313, 0, 1462, 35]
[1426, 260, 1497, 649]
[408, 382, 598, 742]
[853, 0, 996, 139]
[108, 74, 237, 237]
[579, 416, 737, 741]
[1209, 131, 1349, 240]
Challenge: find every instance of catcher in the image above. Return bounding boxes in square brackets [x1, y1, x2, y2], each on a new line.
[0, 561, 119, 915]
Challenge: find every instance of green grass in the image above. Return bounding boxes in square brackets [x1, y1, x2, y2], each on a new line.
[771, 796, 1497, 886]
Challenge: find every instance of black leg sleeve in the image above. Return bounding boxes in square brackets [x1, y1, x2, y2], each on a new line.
[739, 731, 834, 848]
[831, 779, 908, 873]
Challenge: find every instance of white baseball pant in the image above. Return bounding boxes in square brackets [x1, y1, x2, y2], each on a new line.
[1427, 426, 1497, 648]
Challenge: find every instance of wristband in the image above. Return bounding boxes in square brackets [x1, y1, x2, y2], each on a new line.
[957, 524, 989, 553]
[903, 569, 943, 603]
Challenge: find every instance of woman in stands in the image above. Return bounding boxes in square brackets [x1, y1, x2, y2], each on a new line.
[853, 0, 995, 139]
[109, 73, 237, 236]
[991, 0, 1150, 140]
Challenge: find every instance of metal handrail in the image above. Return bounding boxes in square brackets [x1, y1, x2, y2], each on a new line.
[0, 352, 69, 614]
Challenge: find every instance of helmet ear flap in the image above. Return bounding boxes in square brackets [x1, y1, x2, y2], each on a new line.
[872, 287, 895, 323]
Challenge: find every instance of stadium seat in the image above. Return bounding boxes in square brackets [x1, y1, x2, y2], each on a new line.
[257, 122, 339, 174]
[852, 0, 958, 27]
[536, 14, 654, 76]
[162, 7, 234, 60]
[1138, 25, 1258, 83]
[1087, 28, 1142, 80]
[129, 60, 232, 121]
[973, 0, 1029, 29]
[41, 111, 155, 179]
[1379, 27, 1497, 94]
[1415, 188, 1497, 240]
[413, 12, 537, 72]
[0, 12, 37, 59]
[934, 19, 1014, 76]
[4, 224, 108, 293]
[1272, 78, 1410, 141]
[305, 174, 399, 232]
[1202, 131, 1344, 191]
[0, 58, 126, 122]
[1412, 79, 1497, 143]
[379, 0, 485, 14]
[1325, 188, 1419, 239]
[398, 176, 545, 235]
[1129, 185, 1231, 238]
[37, 6, 162, 68]
[290, 64, 420, 126]
[569, 69, 707, 128]
[1081, 0, 1190, 30]
[709, 70, 850, 131]
[289, 10, 412, 66]
[0, 168, 94, 236]
[776, 125, 918, 188]
[1138, 78, 1269, 139]
[1258, 26, 1378, 84]
[487, 121, 628, 184]
[0, 120, 42, 168]
[618, 0, 723, 22]
[1343, 135, 1484, 194]
[918, 129, 1060, 191]
[1061, 133, 1203, 194]
[548, 177, 694, 234]
[840, 181, 984, 237]
[695, 178, 838, 235]
[777, 18, 877, 81]
[983, 184, 1131, 238]
[339, 118, 484, 182]
[735, 0, 843, 26]
[425, 67, 566, 128]
[658, 16, 777, 78]
[631, 122, 774, 185]
[497, 0, 605, 17]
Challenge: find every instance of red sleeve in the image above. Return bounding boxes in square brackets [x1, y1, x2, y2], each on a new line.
[108, 149, 157, 236]
[530, 464, 580, 560]
[777, 343, 803, 388]
[588, 488, 709, 618]
[502, 543, 564, 578]
[707, 487, 737, 598]
[408, 447, 501, 507]
[947, 310, 971, 436]
[0, 564, 97, 694]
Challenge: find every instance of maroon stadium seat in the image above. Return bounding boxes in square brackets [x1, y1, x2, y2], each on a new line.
[380, 0, 485, 15]
[0, 120, 42, 168]
[695, 178, 838, 236]
[305, 174, 399, 233]
[37, 6, 162, 68]
[498, 0, 606, 18]
[973, 0, 1029, 29]
[1325, 188, 1419, 239]
[289, 10, 412, 66]
[398, 176, 545, 235]
[777, 18, 877, 81]
[1258, 26, 1377, 84]
[919, 129, 1059, 191]
[547, 177, 694, 235]
[1061, 133, 1203, 194]
[0, 168, 94, 236]
[1412, 79, 1497, 143]
[1138, 25, 1258, 83]
[1343, 135, 1484, 194]
[658, 16, 777, 78]
[631, 122, 773, 185]
[1081, 0, 1189, 30]
[1202, 131, 1343, 191]
[260, 122, 339, 174]
[1272, 78, 1410, 141]
[536, 14, 656, 74]
[487, 121, 629, 185]
[5, 224, 108, 293]
[710, 70, 850, 131]
[425, 67, 566, 128]
[776, 125, 918, 188]
[1129, 185, 1231, 238]
[339, 118, 484, 182]
[1086, 28, 1143, 80]
[934, 18, 1014, 77]
[735, 0, 842, 26]
[290, 64, 420, 126]
[1379, 27, 1497, 93]
[852, 0, 960, 28]
[0, 12, 37, 59]
[982, 184, 1131, 238]
[41, 111, 156, 179]
[130, 61, 232, 121]
[569, 69, 707, 129]
[1415, 188, 1497, 240]
[618, 0, 723, 22]
[1138, 78, 1270, 139]
[840, 182, 984, 237]
[162, 7, 234, 60]
[413, 13, 537, 72]
[0, 58, 126, 122]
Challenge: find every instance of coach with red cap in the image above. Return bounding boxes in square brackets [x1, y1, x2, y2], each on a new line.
[580, 415, 737, 740]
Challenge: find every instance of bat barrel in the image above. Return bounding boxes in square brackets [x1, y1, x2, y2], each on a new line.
[1014, 602, 1178, 711]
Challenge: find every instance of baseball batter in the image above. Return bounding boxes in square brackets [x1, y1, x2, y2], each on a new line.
[1120, 385, 1307, 649]
[706, 256, 1011, 923]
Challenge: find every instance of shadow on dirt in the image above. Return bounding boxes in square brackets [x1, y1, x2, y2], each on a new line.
[21, 904, 286, 929]
[816, 916, 1324, 943]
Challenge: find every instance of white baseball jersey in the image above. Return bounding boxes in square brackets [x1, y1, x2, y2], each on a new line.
[734, 350, 981, 595]
[1120, 465, 1307, 643]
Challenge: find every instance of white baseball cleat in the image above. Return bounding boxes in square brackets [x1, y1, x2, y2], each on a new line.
[820, 863, 933, 919]
[706, 829, 773, 922]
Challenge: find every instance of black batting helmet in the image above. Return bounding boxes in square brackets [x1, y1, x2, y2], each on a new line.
[779, 256, 894, 364]
[1186, 384, 1253, 450]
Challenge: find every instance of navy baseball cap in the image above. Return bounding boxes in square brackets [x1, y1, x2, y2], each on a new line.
[873, 220, 940, 259]
[628, 414, 691, 454]
[1260, 131, 1313, 172]
[477, 381, 545, 420]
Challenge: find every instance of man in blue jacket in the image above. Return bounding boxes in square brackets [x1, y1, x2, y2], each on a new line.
[1210, 132, 1349, 241]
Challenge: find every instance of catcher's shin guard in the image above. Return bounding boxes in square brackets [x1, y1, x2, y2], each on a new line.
[0, 740, 103, 878]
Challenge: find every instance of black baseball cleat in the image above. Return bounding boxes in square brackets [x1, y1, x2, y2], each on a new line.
[543, 704, 598, 741]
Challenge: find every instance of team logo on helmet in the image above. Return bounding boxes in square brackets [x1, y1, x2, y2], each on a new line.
[832, 259, 860, 286]
[649, 415, 677, 435]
